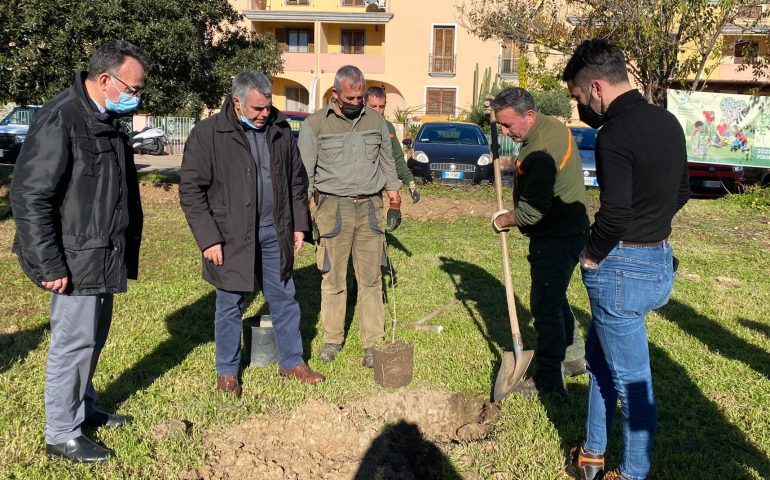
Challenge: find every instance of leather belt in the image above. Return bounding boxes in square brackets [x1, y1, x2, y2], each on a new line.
[619, 239, 668, 247]
[319, 191, 379, 200]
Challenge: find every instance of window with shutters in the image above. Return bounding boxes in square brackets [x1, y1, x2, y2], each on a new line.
[499, 39, 520, 77]
[430, 26, 456, 75]
[287, 29, 310, 53]
[341, 30, 365, 54]
[425, 88, 456, 115]
[342, 0, 365, 5]
[286, 0, 310, 4]
[275, 27, 313, 53]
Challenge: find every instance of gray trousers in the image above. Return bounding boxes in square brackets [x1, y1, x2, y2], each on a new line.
[45, 293, 113, 444]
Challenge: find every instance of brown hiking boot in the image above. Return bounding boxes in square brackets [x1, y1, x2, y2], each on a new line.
[602, 468, 631, 480]
[563, 357, 588, 377]
[566, 445, 604, 480]
[362, 348, 374, 368]
[216, 374, 242, 397]
[319, 343, 342, 362]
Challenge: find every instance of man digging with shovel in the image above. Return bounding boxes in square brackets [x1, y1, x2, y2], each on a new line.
[490, 87, 590, 397]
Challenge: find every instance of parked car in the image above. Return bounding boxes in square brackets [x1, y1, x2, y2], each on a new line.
[0, 105, 42, 164]
[569, 126, 598, 187]
[408, 122, 492, 185]
[285, 111, 309, 138]
[744, 166, 770, 188]
[688, 162, 746, 197]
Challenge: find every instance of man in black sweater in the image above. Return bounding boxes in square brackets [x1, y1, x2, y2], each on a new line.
[561, 39, 689, 480]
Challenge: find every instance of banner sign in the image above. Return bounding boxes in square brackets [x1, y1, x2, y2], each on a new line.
[667, 90, 770, 168]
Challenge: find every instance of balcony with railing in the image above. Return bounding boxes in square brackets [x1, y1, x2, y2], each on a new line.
[498, 56, 519, 79]
[429, 54, 456, 76]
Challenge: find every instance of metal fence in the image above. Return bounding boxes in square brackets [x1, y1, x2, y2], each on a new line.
[145, 116, 196, 155]
[486, 134, 521, 157]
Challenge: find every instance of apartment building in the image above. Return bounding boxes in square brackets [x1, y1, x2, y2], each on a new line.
[229, 0, 517, 121]
[695, 3, 770, 94]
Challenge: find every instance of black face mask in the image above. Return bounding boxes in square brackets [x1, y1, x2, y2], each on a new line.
[577, 103, 606, 129]
[338, 99, 363, 119]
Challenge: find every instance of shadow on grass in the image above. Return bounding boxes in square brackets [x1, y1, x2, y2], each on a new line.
[569, 306, 770, 478]
[737, 317, 770, 341]
[0, 323, 49, 374]
[353, 420, 462, 480]
[658, 299, 770, 379]
[99, 291, 217, 408]
[438, 257, 537, 400]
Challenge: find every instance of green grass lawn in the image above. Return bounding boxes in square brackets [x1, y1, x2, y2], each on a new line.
[1, 184, 769, 479]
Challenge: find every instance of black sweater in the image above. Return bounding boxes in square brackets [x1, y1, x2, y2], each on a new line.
[587, 90, 689, 261]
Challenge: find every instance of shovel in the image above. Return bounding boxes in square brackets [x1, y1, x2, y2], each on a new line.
[487, 100, 534, 402]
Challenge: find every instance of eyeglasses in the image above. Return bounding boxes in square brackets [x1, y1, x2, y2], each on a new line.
[110, 75, 144, 97]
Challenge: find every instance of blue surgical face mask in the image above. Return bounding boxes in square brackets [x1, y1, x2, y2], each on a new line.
[105, 92, 140, 115]
[241, 115, 258, 130]
[105, 76, 141, 115]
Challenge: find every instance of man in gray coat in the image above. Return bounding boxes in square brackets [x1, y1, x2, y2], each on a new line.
[11, 40, 147, 463]
[180, 70, 324, 397]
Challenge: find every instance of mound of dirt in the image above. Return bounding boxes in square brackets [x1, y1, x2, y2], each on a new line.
[182, 387, 500, 480]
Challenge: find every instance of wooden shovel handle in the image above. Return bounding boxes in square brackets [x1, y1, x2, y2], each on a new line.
[488, 101, 524, 350]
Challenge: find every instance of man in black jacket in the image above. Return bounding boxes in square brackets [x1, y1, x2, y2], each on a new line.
[180, 70, 325, 397]
[10, 40, 147, 463]
[562, 39, 689, 480]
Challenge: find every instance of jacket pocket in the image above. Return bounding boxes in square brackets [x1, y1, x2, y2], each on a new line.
[211, 207, 228, 236]
[73, 137, 113, 177]
[362, 132, 382, 163]
[318, 136, 344, 164]
[62, 235, 110, 287]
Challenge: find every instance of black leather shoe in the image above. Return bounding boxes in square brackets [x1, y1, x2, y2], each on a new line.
[46, 435, 113, 463]
[84, 408, 133, 428]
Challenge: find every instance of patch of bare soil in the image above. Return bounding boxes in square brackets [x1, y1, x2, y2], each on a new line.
[182, 387, 500, 480]
[139, 181, 179, 205]
[402, 197, 496, 222]
[136, 182, 497, 221]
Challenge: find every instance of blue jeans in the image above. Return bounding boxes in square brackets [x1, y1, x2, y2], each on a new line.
[581, 241, 675, 480]
[215, 225, 304, 374]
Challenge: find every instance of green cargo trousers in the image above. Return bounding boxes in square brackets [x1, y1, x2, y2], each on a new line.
[314, 193, 385, 348]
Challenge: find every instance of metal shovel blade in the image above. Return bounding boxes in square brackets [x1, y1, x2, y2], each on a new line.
[493, 349, 535, 402]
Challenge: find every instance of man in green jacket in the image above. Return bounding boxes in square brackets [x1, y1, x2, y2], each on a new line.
[364, 86, 420, 207]
[490, 87, 590, 396]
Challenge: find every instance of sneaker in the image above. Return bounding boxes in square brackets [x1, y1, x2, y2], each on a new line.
[319, 343, 342, 362]
[602, 469, 631, 480]
[362, 348, 374, 368]
[566, 445, 604, 480]
[563, 357, 588, 377]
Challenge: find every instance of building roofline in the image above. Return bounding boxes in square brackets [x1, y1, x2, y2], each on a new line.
[242, 10, 394, 24]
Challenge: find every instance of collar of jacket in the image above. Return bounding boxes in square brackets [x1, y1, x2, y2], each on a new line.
[519, 111, 545, 147]
[605, 89, 645, 121]
[215, 95, 290, 145]
[72, 71, 121, 130]
[323, 99, 368, 122]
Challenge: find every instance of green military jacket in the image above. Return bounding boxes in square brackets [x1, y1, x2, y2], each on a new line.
[298, 101, 401, 196]
[385, 120, 414, 184]
[513, 114, 589, 237]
